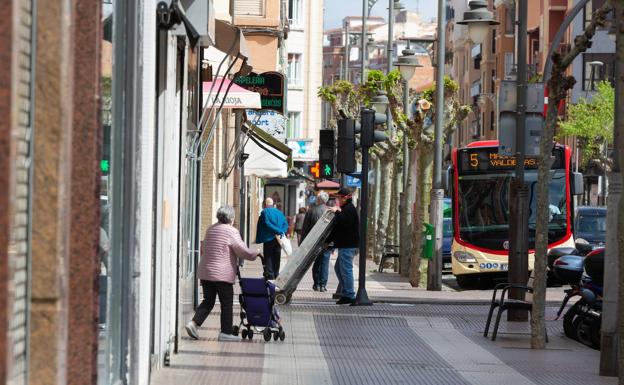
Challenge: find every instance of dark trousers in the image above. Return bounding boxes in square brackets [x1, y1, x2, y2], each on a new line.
[263, 238, 282, 279]
[192, 280, 233, 334]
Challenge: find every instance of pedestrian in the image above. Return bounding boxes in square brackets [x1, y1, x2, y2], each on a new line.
[294, 207, 307, 245]
[301, 192, 331, 292]
[328, 188, 359, 305]
[185, 205, 260, 342]
[255, 197, 289, 279]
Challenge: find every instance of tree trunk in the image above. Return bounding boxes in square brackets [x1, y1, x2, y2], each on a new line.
[532, 84, 559, 349]
[375, 154, 393, 261]
[370, 155, 381, 262]
[387, 159, 402, 271]
[400, 146, 415, 276]
[409, 143, 432, 286]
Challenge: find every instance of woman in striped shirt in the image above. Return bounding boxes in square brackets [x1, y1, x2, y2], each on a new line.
[185, 205, 260, 342]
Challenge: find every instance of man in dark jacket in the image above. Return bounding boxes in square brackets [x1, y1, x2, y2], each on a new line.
[301, 191, 330, 291]
[328, 188, 359, 305]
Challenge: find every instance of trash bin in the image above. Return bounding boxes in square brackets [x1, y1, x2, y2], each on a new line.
[422, 223, 434, 259]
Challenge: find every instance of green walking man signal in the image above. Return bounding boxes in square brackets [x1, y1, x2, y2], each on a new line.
[320, 161, 334, 178]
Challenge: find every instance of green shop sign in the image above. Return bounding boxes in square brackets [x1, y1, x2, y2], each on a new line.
[235, 71, 285, 114]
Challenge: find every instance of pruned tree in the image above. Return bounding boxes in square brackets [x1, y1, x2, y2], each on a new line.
[533, 0, 614, 349]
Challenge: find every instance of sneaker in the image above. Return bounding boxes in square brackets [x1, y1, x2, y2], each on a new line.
[185, 321, 199, 340]
[320, 286, 327, 292]
[312, 285, 319, 291]
[218, 332, 241, 342]
[336, 297, 355, 305]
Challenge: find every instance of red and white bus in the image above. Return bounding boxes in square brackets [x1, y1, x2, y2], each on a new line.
[449, 140, 580, 288]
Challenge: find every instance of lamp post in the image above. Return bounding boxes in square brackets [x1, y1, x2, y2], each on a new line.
[354, 92, 389, 306]
[396, 45, 421, 275]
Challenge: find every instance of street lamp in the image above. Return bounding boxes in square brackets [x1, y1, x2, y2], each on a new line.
[396, 45, 421, 81]
[371, 90, 389, 114]
[456, 0, 499, 45]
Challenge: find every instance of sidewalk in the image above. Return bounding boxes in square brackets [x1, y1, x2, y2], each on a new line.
[151, 250, 614, 385]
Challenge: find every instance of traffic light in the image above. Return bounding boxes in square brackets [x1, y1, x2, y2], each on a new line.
[359, 108, 389, 147]
[319, 129, 335, 179]
[498, 81, 544, 157]
[337, 118, 356, 173]
[309, 162, 320, 178]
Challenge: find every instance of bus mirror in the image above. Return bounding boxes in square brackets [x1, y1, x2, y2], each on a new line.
[572, 172, 584, 195]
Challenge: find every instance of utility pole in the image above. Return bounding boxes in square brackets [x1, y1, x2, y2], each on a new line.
[507, 0, 530, 321]
[602, 1, 623, 375]
[427, 0, 445, 291]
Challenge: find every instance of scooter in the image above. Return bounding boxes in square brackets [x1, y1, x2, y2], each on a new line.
[551, 248, 604, 350]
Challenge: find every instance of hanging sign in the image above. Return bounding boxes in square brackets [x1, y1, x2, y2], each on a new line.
[235, 71, 286, 113]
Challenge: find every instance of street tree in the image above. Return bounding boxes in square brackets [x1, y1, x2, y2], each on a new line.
[558, 81, 615, 171]
[533, 0, 614, 350]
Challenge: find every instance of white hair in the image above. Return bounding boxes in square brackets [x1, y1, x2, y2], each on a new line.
[264, 197, 274, 207]
[317, 191, 329, 204]
[216, 205, 235, 224]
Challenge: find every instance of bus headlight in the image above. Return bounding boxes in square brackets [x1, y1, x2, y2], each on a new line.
[454, 251, 477, 263]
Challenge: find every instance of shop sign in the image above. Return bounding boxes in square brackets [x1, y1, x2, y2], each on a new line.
[287, 139, 315, 161]
[246, 110, 287, 141]
[235, 71, 286, 113]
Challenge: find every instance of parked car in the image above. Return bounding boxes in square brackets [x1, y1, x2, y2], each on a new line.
[574, 206, 606, 253]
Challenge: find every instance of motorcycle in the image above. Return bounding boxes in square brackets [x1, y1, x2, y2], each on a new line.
[551, 247, 604, 350]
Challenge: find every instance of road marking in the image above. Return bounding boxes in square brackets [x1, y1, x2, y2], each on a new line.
[407, 317, 538, 385]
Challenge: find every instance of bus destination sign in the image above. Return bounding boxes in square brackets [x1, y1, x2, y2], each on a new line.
[459, 147, 564, 172]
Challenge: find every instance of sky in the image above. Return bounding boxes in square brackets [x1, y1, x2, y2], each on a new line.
[324, 0, 438, 29]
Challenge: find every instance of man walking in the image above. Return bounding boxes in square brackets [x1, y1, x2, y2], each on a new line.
[255, 197, 289, 279]
[328, 188, 359, 305]
[301, 191, 331, 292]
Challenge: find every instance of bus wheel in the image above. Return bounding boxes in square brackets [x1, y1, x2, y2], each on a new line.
[455, 275, 476, 289]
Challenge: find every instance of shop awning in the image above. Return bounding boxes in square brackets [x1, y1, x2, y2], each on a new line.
[215, 19, 251, 65]
[203, 78, 261, 109]
[243, 122, 292, 178]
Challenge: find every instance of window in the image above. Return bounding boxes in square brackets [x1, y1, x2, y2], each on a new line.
[504, 52, 514, 77]
[582, 53, 615, 90]
[287, 112, 302, 138]
[505, 6, 515, 35]
[288, 0, 303, 26]
[235, 0, 265, 17]
[287, 54, 302, 86]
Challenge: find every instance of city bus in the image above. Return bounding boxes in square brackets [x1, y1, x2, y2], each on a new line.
[449, 140, 580, 288]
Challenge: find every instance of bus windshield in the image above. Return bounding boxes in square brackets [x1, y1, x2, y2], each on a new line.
[457, 169, 568, 250]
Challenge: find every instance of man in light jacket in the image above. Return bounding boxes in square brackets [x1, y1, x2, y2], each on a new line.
[255, 197, 289, 279]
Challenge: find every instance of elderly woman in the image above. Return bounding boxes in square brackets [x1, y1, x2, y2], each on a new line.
[185, 205, 259, 342]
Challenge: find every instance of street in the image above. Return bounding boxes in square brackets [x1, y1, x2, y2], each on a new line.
[151, 253, 612, 385]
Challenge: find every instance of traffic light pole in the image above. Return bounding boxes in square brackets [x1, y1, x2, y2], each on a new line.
[508, 0, 529, 321]
[354, 109, 374, 306]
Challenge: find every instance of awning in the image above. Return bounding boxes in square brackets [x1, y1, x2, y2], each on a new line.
[243, 122, 292, 178]
[316, 180, 340, 190]
[215, 19, 251, 65]
[203, 78, 261, 109]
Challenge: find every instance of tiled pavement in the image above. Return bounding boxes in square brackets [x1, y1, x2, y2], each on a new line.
[150, 251, 615, 385]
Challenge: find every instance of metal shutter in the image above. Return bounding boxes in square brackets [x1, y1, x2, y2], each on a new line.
[234, 0, 265, 17]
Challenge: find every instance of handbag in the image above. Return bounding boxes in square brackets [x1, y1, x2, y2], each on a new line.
[276, 234, 292, 255]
